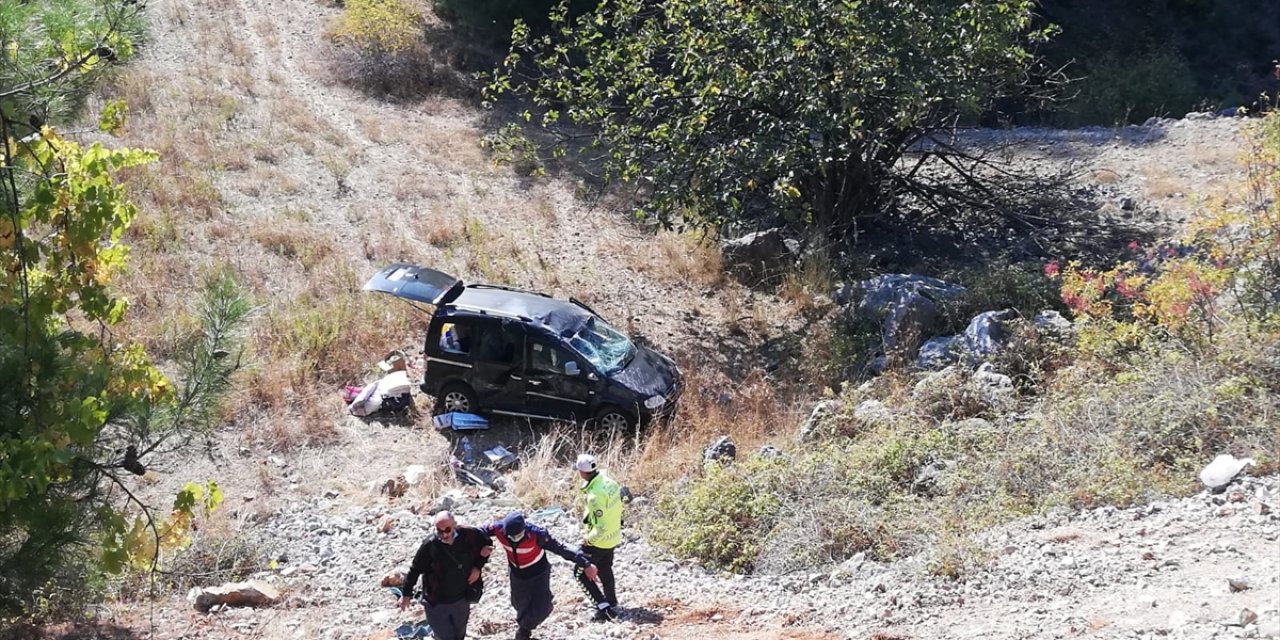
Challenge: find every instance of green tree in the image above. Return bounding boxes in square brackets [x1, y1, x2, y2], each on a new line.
[488, 0, 1053, 238]
[1, 0, 246, 614]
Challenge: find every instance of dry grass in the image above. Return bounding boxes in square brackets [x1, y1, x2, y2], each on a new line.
[505, 364, 799, 508]
[1142, 166, 1187, 199]
[620, 231, 725, 288]
[1092, 168, 1122, 184]
[778, 244, 834, 311]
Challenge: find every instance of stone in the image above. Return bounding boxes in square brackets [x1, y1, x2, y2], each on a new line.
[757, 445, 785, 461]
[1200, 455, 1255, 491]
[880, 290, 941, 350]
[1033, 310, 1073, 333]
[917, 335, 960, 369]
[704, 435, 736, 464]
[428, 494, 455, 515]
[1228, 579, 1249, 593]
[721, 228, 795, 278]
[380, 476, 408, 499]
[797, 399, 841, 442]
[1240, 609, 1259, 627]
[189, 580, 282, 612]
[403, 465, 430, 486]
[961, 309, 1019, 360]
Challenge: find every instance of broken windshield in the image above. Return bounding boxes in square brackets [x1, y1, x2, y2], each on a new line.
[568, 318, 634, 374]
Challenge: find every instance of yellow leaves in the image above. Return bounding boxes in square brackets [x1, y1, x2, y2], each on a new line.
[0, 217, 14, 249]
[332, 0, 424, 54]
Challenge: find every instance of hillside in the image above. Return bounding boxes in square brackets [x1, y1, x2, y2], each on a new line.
[9, 0, 1279, 639]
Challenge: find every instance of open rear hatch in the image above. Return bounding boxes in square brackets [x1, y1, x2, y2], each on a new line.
[363, 264, 465, 306]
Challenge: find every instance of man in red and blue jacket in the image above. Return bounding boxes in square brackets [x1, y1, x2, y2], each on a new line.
[485, 511, 603, 640]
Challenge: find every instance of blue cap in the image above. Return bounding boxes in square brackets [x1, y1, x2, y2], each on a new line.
[502, 512, 526, 537]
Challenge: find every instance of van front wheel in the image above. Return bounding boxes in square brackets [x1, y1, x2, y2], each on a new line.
[439, 383, 478, 414]
[594, 405, 635, 431]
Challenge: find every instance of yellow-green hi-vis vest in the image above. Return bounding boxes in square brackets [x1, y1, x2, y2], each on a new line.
[581, 471, 623, 549]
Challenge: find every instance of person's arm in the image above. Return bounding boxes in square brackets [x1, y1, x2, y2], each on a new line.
[467, 528, 494, 583]
[582, 488, 604, 544]
[536, 527, 590, 567]
[400, 540, 432, 609]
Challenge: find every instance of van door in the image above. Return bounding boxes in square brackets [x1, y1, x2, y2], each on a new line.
[468, 319, 526, 412]
[523, 339, 593, 420]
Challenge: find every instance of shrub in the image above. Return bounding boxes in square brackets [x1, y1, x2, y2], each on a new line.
[1059, 48, 1200, 126]
[328, 0, 433, 97]
[652, 458, 784, 573]
[331, 0, 424, 53]
[938, 261, 1065, 334]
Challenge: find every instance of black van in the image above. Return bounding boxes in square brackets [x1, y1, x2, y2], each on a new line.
[363, 264, 682, 429]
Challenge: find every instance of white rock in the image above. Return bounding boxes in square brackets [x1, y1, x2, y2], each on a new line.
[1200, 455, 1256, 490]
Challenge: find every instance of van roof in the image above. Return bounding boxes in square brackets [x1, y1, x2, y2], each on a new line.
[449, 285, 596, 336]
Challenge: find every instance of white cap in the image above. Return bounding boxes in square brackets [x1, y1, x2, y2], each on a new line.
[573, 454, 598, 472]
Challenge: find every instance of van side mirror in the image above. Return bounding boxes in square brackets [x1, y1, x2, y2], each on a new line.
[564, 361, 580, 376]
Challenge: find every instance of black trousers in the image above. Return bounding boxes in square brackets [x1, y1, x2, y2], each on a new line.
[576, 545, 617, 606]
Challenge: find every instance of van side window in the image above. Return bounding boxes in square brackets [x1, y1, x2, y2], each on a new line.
[529, 341, 573, 374]
[440, 321, 473, 354]
[474, 323, 521, 364]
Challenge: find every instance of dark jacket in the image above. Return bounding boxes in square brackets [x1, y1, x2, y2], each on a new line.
[404, 526, 493, 604]
[484, 521, 591, 579]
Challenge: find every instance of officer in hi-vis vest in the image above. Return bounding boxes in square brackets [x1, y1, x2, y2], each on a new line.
[573, 453, 623, 621]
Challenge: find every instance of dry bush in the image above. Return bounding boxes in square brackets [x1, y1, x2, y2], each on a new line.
[778, 245, 834, 311]
[1092, 168, 1121, 184]
[156, 512, 269, 592]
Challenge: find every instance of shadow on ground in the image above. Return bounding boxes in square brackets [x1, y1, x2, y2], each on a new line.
[0, 623, 140, 640]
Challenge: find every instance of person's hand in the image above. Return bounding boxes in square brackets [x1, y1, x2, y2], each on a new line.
[468, 567, 481, 584]
[398, 595, 411, 611]
[585, 564, 598, 582]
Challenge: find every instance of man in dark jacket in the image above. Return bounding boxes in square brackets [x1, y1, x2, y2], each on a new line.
[484, 511, 601, 640]
[399, 511, 493, 640]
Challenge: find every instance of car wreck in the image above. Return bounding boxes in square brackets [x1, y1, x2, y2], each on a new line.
[363, 264, 682, 429]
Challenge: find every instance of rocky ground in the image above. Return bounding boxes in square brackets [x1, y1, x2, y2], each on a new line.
[111, 471, 1277, 640]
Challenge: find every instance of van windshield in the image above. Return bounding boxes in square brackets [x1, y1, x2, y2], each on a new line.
[568, 318, 634, 374]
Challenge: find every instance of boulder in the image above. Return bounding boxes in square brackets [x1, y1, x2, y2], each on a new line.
[961, 309, 1019, 360]
[912, 460, 953, 497]
[403, 465, 430, 486]
[839, 274, 966, 316]
[797, 399, 842, 442]
[839, 274, 965, 359]
[852, 399, 893, 431]
[881, 290, 940, 350]
[757, 445, 785, 461]
[1199, 454, 1255, 491]
[916, 336, 960, 369]
[721, 228, 797, 278]
[188, 580, 282, 612]
[972, 363, 1016, 404]
[703, 435, 737, 465]
[1033, 310, 1073, 333]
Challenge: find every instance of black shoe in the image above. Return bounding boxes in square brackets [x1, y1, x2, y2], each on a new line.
[592, 605, 618, 622]
[515, 628, 532, 640]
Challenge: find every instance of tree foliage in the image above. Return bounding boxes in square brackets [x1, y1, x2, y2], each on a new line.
[1, 0, 247, 615]
[487, 0, 1053, 238]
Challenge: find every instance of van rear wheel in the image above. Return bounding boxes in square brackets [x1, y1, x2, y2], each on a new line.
[439, 383, 478, 414]
[594, 405, 635, 431]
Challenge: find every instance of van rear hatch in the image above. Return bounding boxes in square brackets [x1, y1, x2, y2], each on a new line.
[363, 264, 464, 306]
